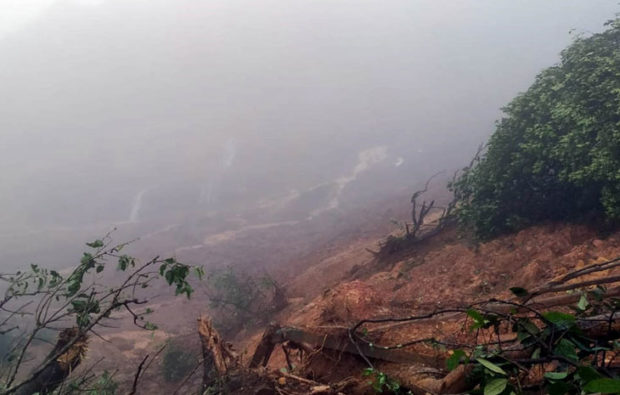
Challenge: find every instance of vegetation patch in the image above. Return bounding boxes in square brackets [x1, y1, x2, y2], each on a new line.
[451, 19, 620, 239]
[203, 267, 287, 336]
[162, 339, 198, 383]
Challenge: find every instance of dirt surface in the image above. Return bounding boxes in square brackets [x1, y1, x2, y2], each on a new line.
[284, 223, 620, 326]
[240, 222, 620, 393]
[64, 203, 620, 393]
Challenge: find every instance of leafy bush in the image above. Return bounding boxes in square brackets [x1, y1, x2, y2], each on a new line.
[362, 368, 411, 394]
[203, 267, 286, 336]
[162, 340, 197, 383]
[84, 370, 118, 395]
[445, 286, 620, 395]
[451, 19, 620, 239]
[0, 235, 202, 394]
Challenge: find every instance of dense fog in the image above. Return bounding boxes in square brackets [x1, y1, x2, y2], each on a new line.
[1, 0, 617, 269]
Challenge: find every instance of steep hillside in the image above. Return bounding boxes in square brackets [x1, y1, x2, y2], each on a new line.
[210, 221, 619, 393]
[283, 223, 620, 326]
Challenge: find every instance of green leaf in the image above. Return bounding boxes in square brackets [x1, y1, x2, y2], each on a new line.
[476, 358, 507, 375]
[468, 308, 489, 330]
[484, 378, 508, 395]
[577, 294, 589, 311]
[554, 339, 578, 362]
[117, 255, 134, 271]
[194, 266, 205, 280]
[548, 381, 571, 395]
[446, 350, 467, 371]
[467, 308, 485, 322]
[516, 318, 540, 339]
[583, 378, 620, 394]
[577, 366, 602, 384]
[543, 311, 576, 330]
[86, 240, 104, 248]
[81, 253, 96, 268]
[362, 368, 374, 377]
[509, 287, 528, 297]
[545, 371, 569, 380]
[67, 281, 81, 296]
[96, 265, 104, 273]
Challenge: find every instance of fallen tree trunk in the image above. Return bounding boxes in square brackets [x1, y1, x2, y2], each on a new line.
[197, 316, 240, 392]
[197, 316, 276, 395]
[15, 328, 88, 395]
[249, 322, 281, 369]
[273, 327, 441, 367]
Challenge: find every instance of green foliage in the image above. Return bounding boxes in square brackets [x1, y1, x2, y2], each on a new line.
[161, 340, 197, 383]
[583, 378, 620, 394]
[159, 258, 195, 298]
[88, 371, 118, 395]
[457, 288, 620, 394]
[450, 19, 620, 239]
[59, 369, 118, 395]
[0, 234, 203, 393]
[446, 349, 467, 371]
[362, 368, 412, 394]
[204, 267, 283, 335]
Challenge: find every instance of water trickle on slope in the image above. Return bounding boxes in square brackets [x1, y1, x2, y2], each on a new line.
[129, 189, 147, 223]
[308, 146, 388, 218]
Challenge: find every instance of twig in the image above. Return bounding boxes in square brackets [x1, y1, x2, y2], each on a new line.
[129, 354, 150, 395]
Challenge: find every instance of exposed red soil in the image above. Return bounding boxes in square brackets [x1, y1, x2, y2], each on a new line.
[282, 223, 620, 328]
[239, 222, 620, 392]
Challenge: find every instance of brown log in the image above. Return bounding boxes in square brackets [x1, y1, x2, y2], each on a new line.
[197, 316, 239, 391]
[392, 365, 473, 395]
[529, 276, 620, 299]
[274, 327, 441, 367]
[249, 322, 280, 368]
[481, 285, 620, 315]
[15, 328, 88, 395]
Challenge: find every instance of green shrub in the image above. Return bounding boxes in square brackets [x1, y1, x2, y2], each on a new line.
[86, 370, 118, 395]
[204, 267, 285, 336]
[162, 341, 197, 383]
[451, 18, 620, 239]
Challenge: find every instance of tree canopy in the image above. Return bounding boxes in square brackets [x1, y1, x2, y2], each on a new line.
[451, 18, 620, 239]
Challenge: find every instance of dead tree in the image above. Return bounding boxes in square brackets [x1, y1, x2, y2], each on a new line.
[197, 316, 275, 395]
[197, 316, 239, 392]
[408, 172, 442, 239]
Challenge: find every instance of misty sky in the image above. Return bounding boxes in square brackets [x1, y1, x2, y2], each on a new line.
[1, 0, 618, 236]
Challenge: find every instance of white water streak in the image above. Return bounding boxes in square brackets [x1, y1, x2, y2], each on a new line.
[129, 189, 147, 223]
[309, 146, 388, 218]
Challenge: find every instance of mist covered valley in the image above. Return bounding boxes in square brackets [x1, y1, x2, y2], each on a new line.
[2, 1, 620, 393]
[2, 0, 616, 274]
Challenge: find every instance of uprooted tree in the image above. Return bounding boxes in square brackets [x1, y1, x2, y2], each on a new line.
[0, 233, 203, 394]
[380, 169, 461, 255]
